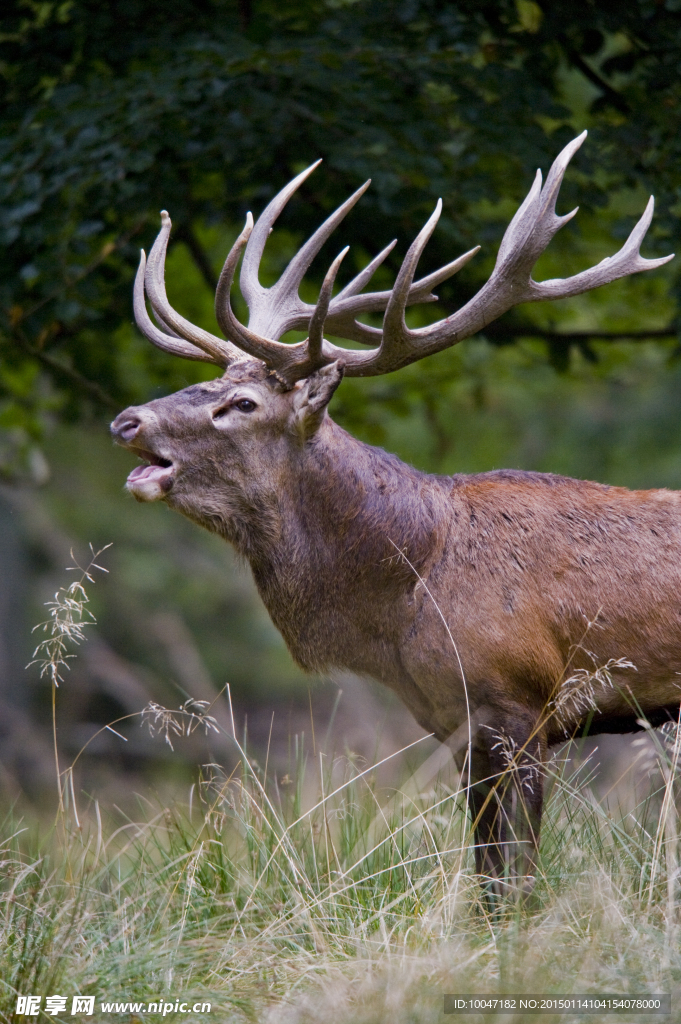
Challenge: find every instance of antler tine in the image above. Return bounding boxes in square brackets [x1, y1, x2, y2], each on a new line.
[273, 181, 370, 305]
[134, 252, 220, 364]
[380, 199, 443, 351]
[527, 196, 674, 301]
[321, 240, 396, 346]
[144, 212, 240, 367]
[334, 240, 397, 301]
[495, 169, 544, 268]
[242, 177, 372, 339]
[151, 305, 182, 339]
[408, 247, 481, 298]
[539, 131, 587, 213]
[214, 210, 253, 347]
[215, 214, 309, 369]
[506, 133, 585, 273]
[492, 133, 585, 273]
[307, 247, 349, 367]
[240, 160, 322, 312]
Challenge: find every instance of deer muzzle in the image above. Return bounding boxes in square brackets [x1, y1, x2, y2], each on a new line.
[110, 409, 175, 502]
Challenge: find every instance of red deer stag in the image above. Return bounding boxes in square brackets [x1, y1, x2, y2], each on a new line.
[112, 133, 677, 890]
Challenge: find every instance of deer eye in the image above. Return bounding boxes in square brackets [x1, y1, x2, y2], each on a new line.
[212, 398, 257, 421]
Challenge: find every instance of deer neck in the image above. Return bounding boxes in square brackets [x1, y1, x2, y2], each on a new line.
[243, 417, 442, 673]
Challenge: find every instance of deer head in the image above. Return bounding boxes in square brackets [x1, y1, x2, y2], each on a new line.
[110, 356, 347, 555]
[112, 132, 671, 532]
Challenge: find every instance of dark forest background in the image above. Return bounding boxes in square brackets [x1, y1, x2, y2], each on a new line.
[2, 0, 681, 802]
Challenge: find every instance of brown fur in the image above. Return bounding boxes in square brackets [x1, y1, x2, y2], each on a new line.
[111, 359, 681, 887]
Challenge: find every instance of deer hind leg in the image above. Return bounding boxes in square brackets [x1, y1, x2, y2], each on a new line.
[467, 710, 546, 898]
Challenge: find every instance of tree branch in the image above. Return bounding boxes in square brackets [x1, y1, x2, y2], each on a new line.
[559, 39, 630, 114]
[482, 324, 676, 344]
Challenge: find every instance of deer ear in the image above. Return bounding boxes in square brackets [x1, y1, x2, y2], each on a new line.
[292, 361, 344, 437]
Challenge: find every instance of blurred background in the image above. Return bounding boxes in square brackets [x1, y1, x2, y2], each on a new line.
[1, 0, 681, 808]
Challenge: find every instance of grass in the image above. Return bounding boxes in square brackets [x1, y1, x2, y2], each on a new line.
[3, 557, 680, 1023]
[0, 717, 680, 1024]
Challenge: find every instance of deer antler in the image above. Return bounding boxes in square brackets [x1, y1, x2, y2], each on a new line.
[368, 131, 674, 375]
[135, 212, 245, 368]
[133, 250, 230, 366]
[134, 132, 673, 385]
[212, 162, 477, 382]
[133, 162, 475, 383]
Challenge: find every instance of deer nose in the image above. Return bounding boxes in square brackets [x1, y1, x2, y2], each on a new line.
[110, 413, 141, 443]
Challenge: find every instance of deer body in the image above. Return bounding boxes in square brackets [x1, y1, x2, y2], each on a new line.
[224, 416, 681, 741]
[117, 387, 681, 737]
[112, 134, 678, 887]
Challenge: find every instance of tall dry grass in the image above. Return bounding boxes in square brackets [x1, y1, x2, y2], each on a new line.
[1, 711, 679, 1023]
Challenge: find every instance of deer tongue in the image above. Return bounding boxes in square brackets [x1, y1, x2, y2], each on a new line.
[126, 462, 173, 502]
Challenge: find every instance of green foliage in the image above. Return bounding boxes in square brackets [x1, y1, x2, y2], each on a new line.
[2, 1, 681, 476]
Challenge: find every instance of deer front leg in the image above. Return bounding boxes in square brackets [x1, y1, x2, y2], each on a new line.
[466, 710, 546, 896]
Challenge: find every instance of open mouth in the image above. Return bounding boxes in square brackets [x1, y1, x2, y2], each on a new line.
[126, 449, 175, 501]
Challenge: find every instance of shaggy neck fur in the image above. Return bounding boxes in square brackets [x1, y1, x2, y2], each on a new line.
[236, 417, 447, 674]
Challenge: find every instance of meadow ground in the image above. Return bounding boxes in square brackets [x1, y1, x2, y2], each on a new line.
[1, 710, 680, 1024]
